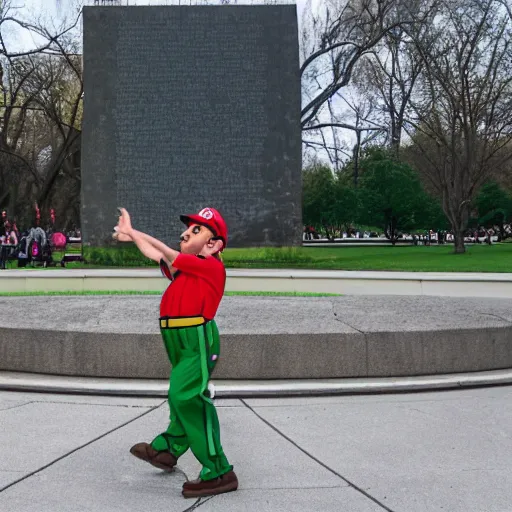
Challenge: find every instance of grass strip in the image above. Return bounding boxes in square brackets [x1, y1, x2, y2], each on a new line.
[0, 290, 340, 297]
[4, 244, 511, 272]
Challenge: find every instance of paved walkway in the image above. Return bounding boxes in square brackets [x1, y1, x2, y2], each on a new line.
[2, 267, 512, 280]
[2, 268, 512, 297]
[1, 386, 511, 512]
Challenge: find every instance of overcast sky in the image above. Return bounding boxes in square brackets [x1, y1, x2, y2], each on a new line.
[9, 0, 313, 52]
[7, 0, 346, 164]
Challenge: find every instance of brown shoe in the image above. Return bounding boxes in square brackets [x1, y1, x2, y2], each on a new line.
[182, 470, 238, 498]
[130, 442, 177, 472]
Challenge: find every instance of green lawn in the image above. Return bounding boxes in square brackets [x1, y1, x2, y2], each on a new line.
[223, 244, 512, 272]
[3, 244, 512, 273]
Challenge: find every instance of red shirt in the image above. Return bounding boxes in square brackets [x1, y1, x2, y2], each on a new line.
[159, 253, 226, 320]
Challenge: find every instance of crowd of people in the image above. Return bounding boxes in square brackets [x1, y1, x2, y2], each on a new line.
[0, 208, 82, 269]
[303, 224, 512, 244]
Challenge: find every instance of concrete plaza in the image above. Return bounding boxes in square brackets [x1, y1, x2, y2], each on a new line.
[1, 386, 511, 512]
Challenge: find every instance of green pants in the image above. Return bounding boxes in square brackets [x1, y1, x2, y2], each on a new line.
[150, 321, 232, 481]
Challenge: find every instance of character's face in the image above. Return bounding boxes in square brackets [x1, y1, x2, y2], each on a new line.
[179, 223, 215, 254]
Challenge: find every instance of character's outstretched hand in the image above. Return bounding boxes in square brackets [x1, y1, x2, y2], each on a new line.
[117, 208, 133, 233]
[112, 230, 132, 242]
[113, 207, 133, 242]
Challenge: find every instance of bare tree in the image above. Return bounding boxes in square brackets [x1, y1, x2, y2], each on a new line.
[303, 91, 384, 184]
[356, 7, 429, 157]
[299, 0, 439, 173]
[0, 1, 82, 229]
[405, 0, 512, 253]
[29, 50, 83, 228]
[300, 0, 437, 129]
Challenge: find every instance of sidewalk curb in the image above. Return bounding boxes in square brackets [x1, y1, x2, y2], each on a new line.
[2, 268, 512, 297]
[1, 370, 511, 397]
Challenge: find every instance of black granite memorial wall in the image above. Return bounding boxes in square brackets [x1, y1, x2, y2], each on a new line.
[81, 5, 302, 247]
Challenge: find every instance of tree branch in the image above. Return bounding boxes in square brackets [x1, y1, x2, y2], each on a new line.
[303, 122, 385, 133]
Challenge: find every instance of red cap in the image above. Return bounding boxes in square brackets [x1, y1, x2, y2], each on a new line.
[180, 207, 228, 250]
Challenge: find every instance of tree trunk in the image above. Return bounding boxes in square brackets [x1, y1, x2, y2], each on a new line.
[353, 131, 361, 187]
[453, 230, 466, 254]
[385, 216, 398, 245]
[323, 223, 334, 242]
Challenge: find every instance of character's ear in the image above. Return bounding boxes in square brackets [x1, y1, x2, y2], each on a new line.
[208, 238, 224, 253]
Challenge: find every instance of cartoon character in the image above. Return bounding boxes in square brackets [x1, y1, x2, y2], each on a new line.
[114, 207, 238, 498]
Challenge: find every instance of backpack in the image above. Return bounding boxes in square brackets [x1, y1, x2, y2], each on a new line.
[31, 240, 40, 257]
[51, 232, 67, 250]
[19, 237, 27, 253]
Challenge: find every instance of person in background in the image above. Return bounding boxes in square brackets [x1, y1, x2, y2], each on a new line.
[0, 221, 18, 269]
